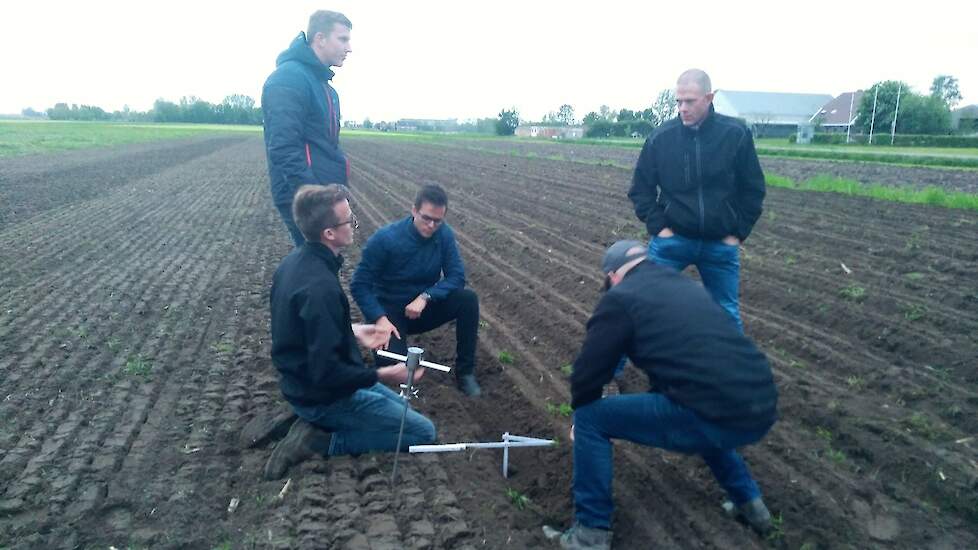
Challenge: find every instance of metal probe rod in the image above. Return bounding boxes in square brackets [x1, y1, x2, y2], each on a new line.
[391, 347, 423, 486]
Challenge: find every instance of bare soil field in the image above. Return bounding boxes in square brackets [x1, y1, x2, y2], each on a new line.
[1, 136, 976, 549]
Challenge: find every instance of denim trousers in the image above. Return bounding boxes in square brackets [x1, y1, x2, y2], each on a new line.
[292, 382, 436, 456]
[648, 234, 742, 332]
[573, 392, 767, 529]
[276, 202, 305, 247]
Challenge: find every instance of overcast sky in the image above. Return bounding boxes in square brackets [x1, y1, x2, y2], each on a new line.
[2, 1, 975, 122]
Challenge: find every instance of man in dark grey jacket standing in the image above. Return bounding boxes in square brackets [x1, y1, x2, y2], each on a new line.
[628, 69, 766, 332]
[262, 11, 352, 246]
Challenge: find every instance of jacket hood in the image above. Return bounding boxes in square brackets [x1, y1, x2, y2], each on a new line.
[275, 32, 334, 81]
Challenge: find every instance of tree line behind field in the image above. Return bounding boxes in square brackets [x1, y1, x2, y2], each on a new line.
[25, 94, 263, 125]
[493, 75, 970, 140]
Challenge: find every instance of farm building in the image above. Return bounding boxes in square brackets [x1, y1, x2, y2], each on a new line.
[514, 125, 585, 139]
[952, 104, 978, 133]
[811, 91, 865, 133]
[713, 90, 832, 137]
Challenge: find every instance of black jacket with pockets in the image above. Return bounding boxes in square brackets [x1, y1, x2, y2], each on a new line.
[629, 107, 766, 241]
[570, 261, 778, 432]
[270, 243, 378, 407]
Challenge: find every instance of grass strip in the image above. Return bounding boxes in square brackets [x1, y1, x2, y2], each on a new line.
[0, 121, 258, 157]
[766, 174, 978, 211]
[757, 146, 978, 170]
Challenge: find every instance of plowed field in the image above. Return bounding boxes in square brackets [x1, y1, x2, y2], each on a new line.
[1, 135, 976, 549]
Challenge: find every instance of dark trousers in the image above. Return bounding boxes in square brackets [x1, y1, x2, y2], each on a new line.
[275, 202, 305, 247]
[374, 288, 479, 376]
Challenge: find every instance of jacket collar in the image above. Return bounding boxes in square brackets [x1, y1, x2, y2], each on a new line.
[303, 241, 344, 273]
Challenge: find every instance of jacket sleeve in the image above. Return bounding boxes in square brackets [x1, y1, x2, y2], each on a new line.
[571, 295, 634, 409]
[427, 226, 465, 300]
[350, 233, 389, 322]
[628, 137, 667, 237]
[732, 128, 766, 241]
[262, 82, 318, 191]
[300, 286, 378, 391]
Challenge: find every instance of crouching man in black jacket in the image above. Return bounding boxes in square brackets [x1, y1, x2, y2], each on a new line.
[263, 184, 436, 480]
[549, 240, 777, 549]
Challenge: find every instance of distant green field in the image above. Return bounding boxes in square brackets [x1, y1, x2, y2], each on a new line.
[0, 120, 259, 157]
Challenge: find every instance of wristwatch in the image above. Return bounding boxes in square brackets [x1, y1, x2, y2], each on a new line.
[421, 292, 432, 302]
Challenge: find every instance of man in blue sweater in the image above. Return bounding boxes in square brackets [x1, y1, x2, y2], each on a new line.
[351, 185, 482, 397]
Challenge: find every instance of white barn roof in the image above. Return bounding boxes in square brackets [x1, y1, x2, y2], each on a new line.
[713, 90, 833, 125]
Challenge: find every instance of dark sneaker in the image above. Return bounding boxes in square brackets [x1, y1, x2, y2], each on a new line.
[262, 419, 330, 481]
[239, 407, 297, 449]
[724, 497, 773, 535]
[542, 523, 611, 549]
[456, 374, 482, 397]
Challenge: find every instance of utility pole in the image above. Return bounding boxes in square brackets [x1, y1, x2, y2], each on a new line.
[846, 91, 856, 144]
[868, 86, 879, 145]
[890, 83, 902, 145]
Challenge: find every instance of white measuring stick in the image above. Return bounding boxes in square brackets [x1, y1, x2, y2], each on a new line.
[409, 438, 555, 453]
[377, 349, 451, 372]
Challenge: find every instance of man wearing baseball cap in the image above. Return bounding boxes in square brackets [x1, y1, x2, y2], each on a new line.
[547, 240, 778, 549]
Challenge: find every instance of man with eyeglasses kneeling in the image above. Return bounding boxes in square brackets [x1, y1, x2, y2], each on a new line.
[548, 240, 777, 549]
[351, 184, 482, 397]
[263, 184, 436, 480]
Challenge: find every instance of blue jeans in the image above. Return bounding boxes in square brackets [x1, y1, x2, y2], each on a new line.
[573, 393, 767, 529]
[648, 234, 742, 332]
[275, 202, 305, 247]
[291, 382, 436, 456]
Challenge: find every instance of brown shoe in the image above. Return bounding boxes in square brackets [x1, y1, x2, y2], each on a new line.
[240, 406, 297, 449]
[262, 419, 331, 481]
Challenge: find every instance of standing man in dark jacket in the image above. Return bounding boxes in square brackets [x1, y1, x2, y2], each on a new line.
[263, 184, 436, 481]
[549, 241, 777, 549]
[262, 10, 352, 246]
[351, 185, 482, 397]
[628, 69, 766, 331]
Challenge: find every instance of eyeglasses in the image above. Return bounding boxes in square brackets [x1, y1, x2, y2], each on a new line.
[329, 213, 358, 230]
[418, 213, 444, 226]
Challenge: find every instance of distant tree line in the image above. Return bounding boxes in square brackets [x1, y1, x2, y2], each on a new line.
[853, 75, 963, 137]
[581, 90, 678, 138]
[495, 90, 679, 138]
[39, 94, 263, 125]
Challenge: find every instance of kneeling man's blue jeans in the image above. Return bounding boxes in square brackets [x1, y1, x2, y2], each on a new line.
[572, 393, 768, 529]
[292, 382, 436, 456]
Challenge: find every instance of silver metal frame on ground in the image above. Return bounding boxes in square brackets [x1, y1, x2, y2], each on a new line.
[409, 432, 556, 478]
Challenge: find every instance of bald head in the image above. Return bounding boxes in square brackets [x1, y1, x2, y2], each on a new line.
[677, 69, 712, 94]
[676, 69, 714, 127]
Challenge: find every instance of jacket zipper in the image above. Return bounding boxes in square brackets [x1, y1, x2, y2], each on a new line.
[324, 83, 337, 140]
[695, 136, 704, 236]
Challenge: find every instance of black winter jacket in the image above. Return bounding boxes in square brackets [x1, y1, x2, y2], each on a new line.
[570, 261, 778, 431]
[262, 33, 348, 206]
[628, 106, 766, 241]
[270, 242, 378, 407]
